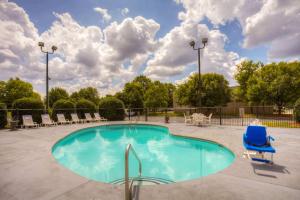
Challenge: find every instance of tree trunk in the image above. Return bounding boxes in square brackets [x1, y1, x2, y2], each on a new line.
[278, 105, 283, 115]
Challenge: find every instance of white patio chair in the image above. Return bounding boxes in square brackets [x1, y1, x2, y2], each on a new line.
[57, 114, 72, 125]
[22, 115, 39, 128]
[184, 113, 193, 124]
[41, 114, 57, 126]
[85, 113, 96, 122]
[71, 113, 85, 124]
[94, 113, 107, 121]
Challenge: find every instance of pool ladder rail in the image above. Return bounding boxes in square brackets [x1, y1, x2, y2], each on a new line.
[122, 144, 175, 200]
[125, 144, 142, 200]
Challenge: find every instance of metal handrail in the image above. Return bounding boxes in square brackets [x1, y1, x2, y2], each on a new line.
[125, 144, 142, 200]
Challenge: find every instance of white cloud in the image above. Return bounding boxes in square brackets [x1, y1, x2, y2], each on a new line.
[144, 22, 240, 84]
[94, 7, 112, 22]
[0, 0, 42, 82]
[104, 16, 160, 61]
[242, 0, 300, 59]
[121, 8, 130, 16]
[0, 0, 161, 95]
[42, 14, 160, 93]
[175, 0, 300, 59]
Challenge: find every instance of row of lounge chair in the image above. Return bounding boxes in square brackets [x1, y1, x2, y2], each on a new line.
[21, 113, 107, 128]
[184, 113, 212, 126]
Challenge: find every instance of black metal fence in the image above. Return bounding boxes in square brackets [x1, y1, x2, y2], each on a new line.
[124, 106, 298, 128]
[0, 106, 299, 129]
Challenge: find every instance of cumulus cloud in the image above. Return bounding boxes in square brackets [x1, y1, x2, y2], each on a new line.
[242, 0, 300, 59]
[104, 16, 160, 61]
[41, 14, 160, 92]
[94, 7, 112, 22]
[121, 8, 130, 16]
[0, 0, 42, 82]
[175, 0, 300, 59]
[0, 0, 162, 95]
[144, 22, 240, 84]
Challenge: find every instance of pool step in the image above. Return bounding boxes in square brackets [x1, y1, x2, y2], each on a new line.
[110, 176, 174, 185]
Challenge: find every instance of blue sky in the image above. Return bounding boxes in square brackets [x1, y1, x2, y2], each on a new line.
[1, 0, 299, 95]
[12, 0, 182, 36]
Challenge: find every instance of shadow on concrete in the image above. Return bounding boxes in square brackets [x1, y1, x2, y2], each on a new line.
[251, 162, 290, 178]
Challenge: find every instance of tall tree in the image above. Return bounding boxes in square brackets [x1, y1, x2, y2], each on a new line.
[132, 75, 152, 99]
[144, 81, 169, 108]
[0, 81, 6, 103]
[71, 87, 100, 105]
[234, 60, 263, 102]
[121, 82, 144, 108]
[48, 87, 69, 108]
[202, 73, 231, 106]
[2, 78, 34, 107]
[247, 61, 300, 114]
[175, 73, 231, 107]
[115, 75, 152, 109]
[164, 83, 176, 107]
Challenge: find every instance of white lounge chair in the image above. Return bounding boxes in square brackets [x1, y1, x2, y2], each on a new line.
[41, 114, 57, 126]
[192, 113, 205, 126]
[57, 114, 72, 125]
[71, 113, 85, 123]
[184, 113, 193, 124]
[85, 113, 96, 122]
[22, 115, 39, 128]
[94, 113, 107, 121]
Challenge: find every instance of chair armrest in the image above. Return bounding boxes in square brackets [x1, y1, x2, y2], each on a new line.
[243, 133, 247, 143]
[268, 136, 275, 141]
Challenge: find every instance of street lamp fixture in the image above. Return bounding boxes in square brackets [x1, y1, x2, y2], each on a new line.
[189, 37, 208, 107]
[38, 42, 57, 109]
[202, 37, 208, 45]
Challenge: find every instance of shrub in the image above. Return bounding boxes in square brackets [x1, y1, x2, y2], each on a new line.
[294, 98, 300, 122]
[0, 103, 7, 128]
[98, 97, 125, 121]
[12, 97, 45, 124]
[76, 99, 97, 119]
[52, 99, 75, 121]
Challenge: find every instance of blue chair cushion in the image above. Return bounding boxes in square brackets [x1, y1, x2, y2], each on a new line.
[244, 126, 267, 146]
[243, 134, 276, 153]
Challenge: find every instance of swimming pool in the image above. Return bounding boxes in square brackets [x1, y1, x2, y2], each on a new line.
[52, 124, 235, 184]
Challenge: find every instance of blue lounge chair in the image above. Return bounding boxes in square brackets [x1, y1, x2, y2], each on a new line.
[243, 125, 276, 164]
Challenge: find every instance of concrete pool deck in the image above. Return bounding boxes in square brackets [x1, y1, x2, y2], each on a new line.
[0, 122, 299, 200]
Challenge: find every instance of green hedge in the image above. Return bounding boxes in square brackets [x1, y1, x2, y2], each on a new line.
[76, 99, 97, 119]
[98, 97, 125, 121]
[0, 103, 7, 129]
[52, 99, 75, 121]
[294, 98, 300, 122]
[12, 97, 45, 124]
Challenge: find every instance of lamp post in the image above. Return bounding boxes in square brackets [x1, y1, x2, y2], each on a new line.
[189, 38, 208, 107]
[38, 42, 57, 109]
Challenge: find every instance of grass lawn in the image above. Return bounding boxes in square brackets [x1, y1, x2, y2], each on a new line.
[262, 121, 300, 128]
[148, 111, 183, 117]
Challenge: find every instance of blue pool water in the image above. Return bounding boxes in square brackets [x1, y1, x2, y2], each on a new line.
[52, 124, 235, 183]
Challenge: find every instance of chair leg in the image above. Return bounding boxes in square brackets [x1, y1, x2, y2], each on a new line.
[270, 153, 274, 164]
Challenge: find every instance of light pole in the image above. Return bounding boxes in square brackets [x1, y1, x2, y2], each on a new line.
[38, 42, 57, 109]
[189, 38, 208, 107]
